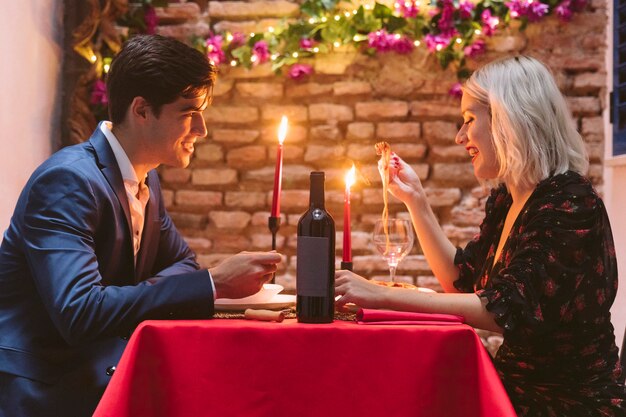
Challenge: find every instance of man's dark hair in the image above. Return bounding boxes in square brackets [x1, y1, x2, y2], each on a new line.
[106, 34, 217, 124]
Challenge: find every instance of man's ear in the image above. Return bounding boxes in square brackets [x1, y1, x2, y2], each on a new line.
[129, 97, 150, 121]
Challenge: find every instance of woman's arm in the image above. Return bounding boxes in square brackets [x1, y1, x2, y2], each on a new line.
[386, 155, 461, 292]
[335, 271, 502, 332]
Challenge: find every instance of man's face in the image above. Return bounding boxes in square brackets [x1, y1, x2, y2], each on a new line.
[145, 92, 209, 168]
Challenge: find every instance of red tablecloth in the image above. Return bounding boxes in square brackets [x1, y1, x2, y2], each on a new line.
[94, 319, 516, 417]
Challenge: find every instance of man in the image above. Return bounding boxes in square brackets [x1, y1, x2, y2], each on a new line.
[0, 35, 281, 416]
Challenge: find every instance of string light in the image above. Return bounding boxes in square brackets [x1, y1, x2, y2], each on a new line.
[455, 38, 462, 44]
[413, 40, 421, 46]
[230, 60, 237, 66]
[321, 16, 328, 22]
[271, 54, 278, 61]
[313, 47, 319, 53]
[474, 29, 482, 35]
[226, 33, 233, 42]
[292, 52, 299, 58]
[268, 26, 275, 33]
[308, 17, 316, 24]
[344, 11, 351, 18]
[90, 54, 97, 63]
[333, 41, 341, 47]
[334, 15, 340, 21]
[103, 63, 110, 73]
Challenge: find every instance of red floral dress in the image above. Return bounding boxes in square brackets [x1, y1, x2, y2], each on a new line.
[454, 171, 625, 416]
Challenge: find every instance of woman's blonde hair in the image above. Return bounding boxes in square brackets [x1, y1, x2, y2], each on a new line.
[463, 55, 588, 190]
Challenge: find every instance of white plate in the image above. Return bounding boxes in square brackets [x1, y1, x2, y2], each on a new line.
[215, 294, 296, 311]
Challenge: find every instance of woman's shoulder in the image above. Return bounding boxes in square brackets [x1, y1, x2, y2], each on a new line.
[528, 170, 602, 217]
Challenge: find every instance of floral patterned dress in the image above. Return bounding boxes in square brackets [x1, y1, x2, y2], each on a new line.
[454, 171, 625, 416]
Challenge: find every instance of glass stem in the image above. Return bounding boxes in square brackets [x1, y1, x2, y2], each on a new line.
[389, 265, 397, 282]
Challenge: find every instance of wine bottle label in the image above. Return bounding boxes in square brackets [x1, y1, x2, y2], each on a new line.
[296, 236, 330, 296]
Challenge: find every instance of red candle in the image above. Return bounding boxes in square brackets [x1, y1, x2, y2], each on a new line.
[271, 116, 288, 217]
[343, 164, 356, 263]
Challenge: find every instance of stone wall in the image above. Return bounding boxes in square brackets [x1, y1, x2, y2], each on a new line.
[151, 1, 607, 306]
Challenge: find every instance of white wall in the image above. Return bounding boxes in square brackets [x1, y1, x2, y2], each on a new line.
[0, 0, 62, 233]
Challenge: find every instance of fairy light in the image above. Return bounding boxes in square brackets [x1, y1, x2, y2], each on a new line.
[364, 4, 372, 10]
[353, 10, 357, 14]
[308, 17, 316, 24]
[103, 63, 110, 73]
[394, 1, 400, 7]
[344, 11, 351, 18]
[250, 32, 256, 37]
[313, 47, 319, 53]
[268, 26, 275, 33]
[321, 16, 328, 22]
[271, 54, 278, 61]
[414, 40, 421, 46]
[292, 52, 299, 58]
[333, 41, 341, 47]
[334, 15, 340, 21]
[456, 38, 462, 44]
[230, 60, 237, 66]
[226, 33, 234, 42]
[90, 54, 97, 63]
[474, 29, 482, 35]
[436, 44, 443, 51]
[394, 34, 401, 40]
[353, 35, 360, 41]
[251, 55, 258, 63]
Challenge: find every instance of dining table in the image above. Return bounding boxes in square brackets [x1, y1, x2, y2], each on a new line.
[93, 313, 516, 417]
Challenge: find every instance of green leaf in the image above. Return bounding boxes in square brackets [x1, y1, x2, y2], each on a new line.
[373, 2, 393, 19]
[385, 15, 407, 33]
[231, 45, 252, 68]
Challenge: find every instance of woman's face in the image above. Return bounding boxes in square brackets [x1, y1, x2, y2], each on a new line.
[455, 93, 500, 180]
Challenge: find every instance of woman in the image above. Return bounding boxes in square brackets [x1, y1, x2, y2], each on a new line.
[335, 56, 625, 416]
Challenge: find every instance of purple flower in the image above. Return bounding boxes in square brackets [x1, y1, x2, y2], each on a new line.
[437, 0, 456, 33]
[459, 0, 475, 19]
[230, 32, 246, 48]
[424, 33, 451, 52]
[463, 39, 486, 57]
[393, 35, 415, 54]
[395, 0, 419, 18]
[527, 1, 549, 21]
[368, 30, 394, 52]
[448, 82, 463, 99]
[206, 35, 225, 65]
[481, 9, 499, 36]
[288, 63, 313, 80]
[144, 5, 158, 35]
[90, 79, 108, 106]
[555, 0, 573, 20]
[252, 40, 270, 64]
[299, 38, 315, 50]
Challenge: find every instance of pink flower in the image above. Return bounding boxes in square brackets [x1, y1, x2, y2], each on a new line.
[230, 32, 246, 48]
[463, 39, 486, 57]
[527, 1, 549, 21]
[424, 33, 451, 52]
[392, 36, 414, 54]
[299, 38, 315, 50]
[144, 5, 158, 35]
[395, 0, 419, 18]
[252, 40, 270, 64]
[288, 63, 313, 80]
[90, 79, 108, 106]
[555, 1, 573, 21]
[459, 0, 475, 19]
[368, 30, 394, 52]
[448, 82, 463, 99]
[437, 0, 456, 33]
[206, 34, 225, 65]
[481, 9, 499, 36]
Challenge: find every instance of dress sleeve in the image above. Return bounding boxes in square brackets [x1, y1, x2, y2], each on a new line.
[477, 175, 612, 337]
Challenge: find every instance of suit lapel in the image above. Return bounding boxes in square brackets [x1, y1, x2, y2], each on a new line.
[89, 125, 135, 268]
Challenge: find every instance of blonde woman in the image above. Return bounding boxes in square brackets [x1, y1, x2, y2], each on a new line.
[335, 56, 624, 416]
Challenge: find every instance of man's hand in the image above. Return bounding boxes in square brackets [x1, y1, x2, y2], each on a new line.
[209, 251, 282, 299]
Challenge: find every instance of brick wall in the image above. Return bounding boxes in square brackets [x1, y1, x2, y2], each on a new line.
[153, 1, 607, 305]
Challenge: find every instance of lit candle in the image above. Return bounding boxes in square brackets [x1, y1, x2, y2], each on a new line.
[343, 164, 356, 263]
[270, 116, 288, 217]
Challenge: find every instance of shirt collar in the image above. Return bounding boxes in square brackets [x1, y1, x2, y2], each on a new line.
[100, 121, 143, 185]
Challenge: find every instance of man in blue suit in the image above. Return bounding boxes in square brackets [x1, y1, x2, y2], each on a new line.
[0, 35, 281, 416]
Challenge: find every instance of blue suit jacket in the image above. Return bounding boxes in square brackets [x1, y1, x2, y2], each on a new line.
[0, 127, 214, 416]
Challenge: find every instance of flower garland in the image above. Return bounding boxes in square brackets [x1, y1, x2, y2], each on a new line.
[87, 0, 586, 110]
[193, 0, 587, 87]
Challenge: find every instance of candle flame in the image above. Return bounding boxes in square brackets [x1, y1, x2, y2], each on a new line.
[278, 116, 288, 145]
[345, 164, 356, 189]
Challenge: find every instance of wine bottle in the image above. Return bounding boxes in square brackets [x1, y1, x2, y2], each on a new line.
[296, 171, 335, 323]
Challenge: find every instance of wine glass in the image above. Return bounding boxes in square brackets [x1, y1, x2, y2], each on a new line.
[372, 219, 414, 282]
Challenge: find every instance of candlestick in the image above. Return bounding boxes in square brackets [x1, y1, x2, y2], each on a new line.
[342, 164, 356, 271]
[269, 116, 288, 283]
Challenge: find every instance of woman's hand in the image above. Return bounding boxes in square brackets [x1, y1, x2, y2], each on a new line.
[383, 154, 426, 204]
[334, 270, 391, 309]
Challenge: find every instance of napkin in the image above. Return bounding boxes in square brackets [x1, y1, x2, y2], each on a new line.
[356, 308, 464, 325]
